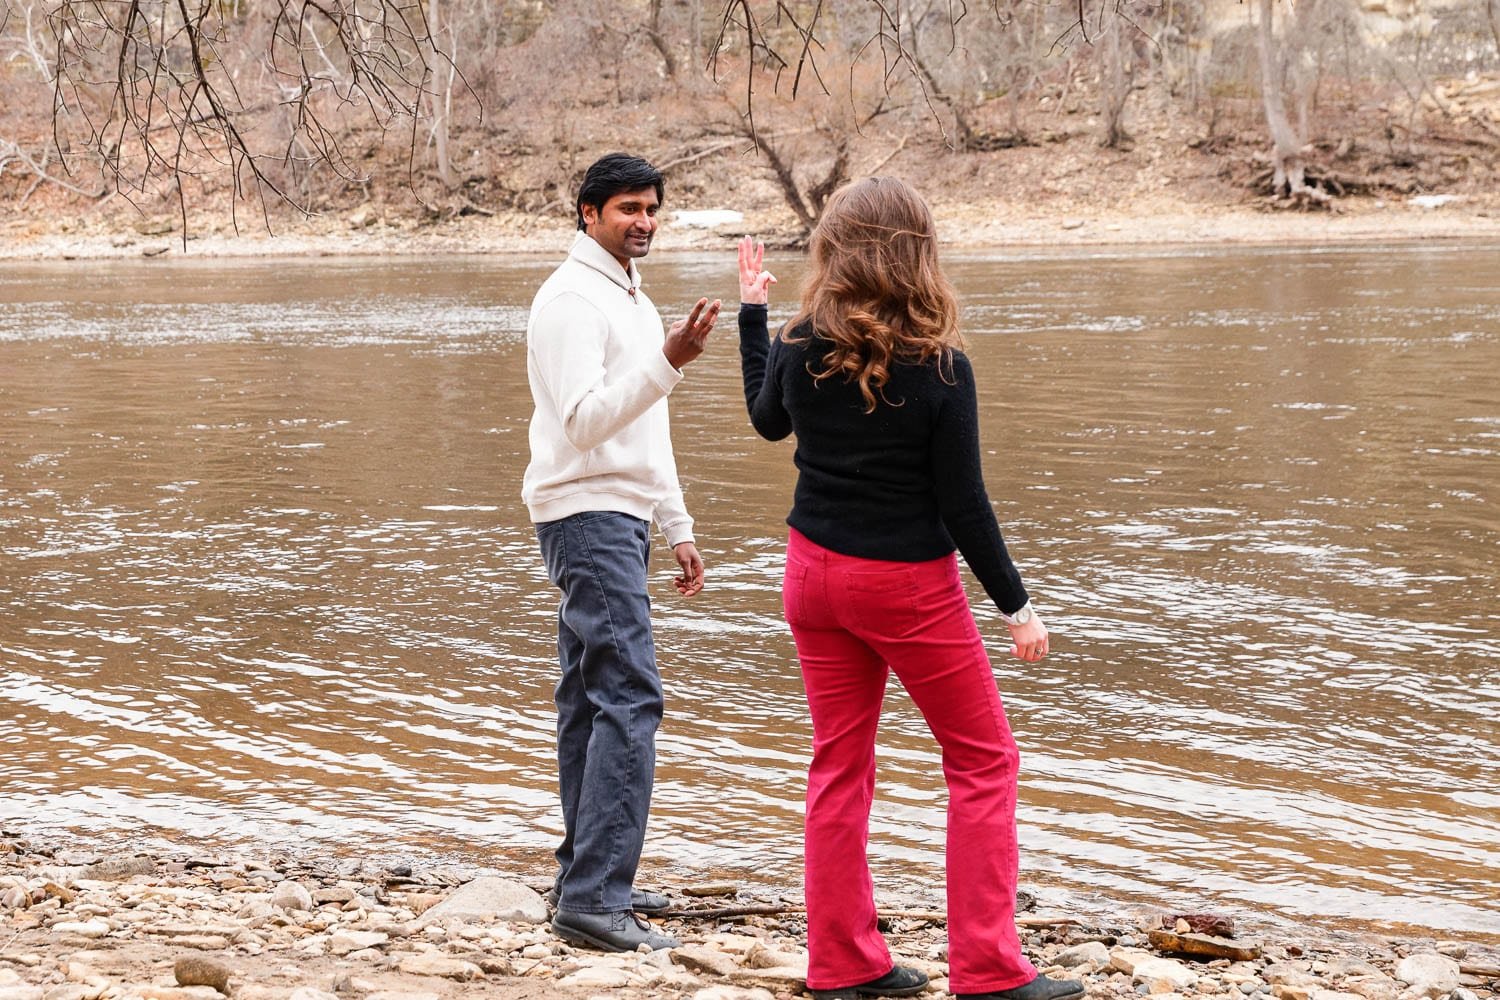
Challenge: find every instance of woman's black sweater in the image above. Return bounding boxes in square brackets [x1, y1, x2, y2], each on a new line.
[737, 303, 1029, 616]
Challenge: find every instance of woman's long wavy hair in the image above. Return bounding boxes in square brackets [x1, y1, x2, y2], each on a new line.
[786, 176, 962, 412]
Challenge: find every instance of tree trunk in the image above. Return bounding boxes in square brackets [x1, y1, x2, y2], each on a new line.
[909, 36, 974, 150]
[648, 0, 678, 78]
[427, 0, 453, 188]
[1255, 0, 1306, 196]
[1101, 20, 1132, 148]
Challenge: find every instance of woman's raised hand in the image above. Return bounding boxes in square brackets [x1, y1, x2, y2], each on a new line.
[738, 235, 777, 305]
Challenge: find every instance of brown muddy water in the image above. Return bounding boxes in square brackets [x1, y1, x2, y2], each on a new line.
[1, 244, 1497, 939]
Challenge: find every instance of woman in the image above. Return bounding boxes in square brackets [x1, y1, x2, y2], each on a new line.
[736, 178, 1082, 1000]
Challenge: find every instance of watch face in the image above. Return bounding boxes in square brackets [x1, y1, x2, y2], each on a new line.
[1014, 606, 1033, 624]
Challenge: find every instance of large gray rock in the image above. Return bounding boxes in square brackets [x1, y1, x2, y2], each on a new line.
[271, 882, 313, 913]
[1265, 964, 1320, 987]
[1133, 957, 1200, 994]
[673, 946, 740, 979]
[1056, 942, 1111, 970]
[412, 877, 547, 926]
[1344, 973, 1400, 1000]
[1394, 954, 1460, 999]
[1110, 949, 1158, 976]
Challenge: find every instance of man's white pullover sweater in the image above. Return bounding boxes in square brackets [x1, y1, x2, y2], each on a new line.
[522, 233, 694, 546]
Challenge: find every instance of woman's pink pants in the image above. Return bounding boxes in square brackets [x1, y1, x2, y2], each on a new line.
[783, 528, 1038, 994]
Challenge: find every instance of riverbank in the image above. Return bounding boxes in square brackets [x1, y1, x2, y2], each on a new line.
[2, 189, 1497, 262]
[3, 834, 1497, 1000]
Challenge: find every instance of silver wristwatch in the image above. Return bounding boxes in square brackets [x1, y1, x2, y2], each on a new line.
[1000, 601, 1034, 626]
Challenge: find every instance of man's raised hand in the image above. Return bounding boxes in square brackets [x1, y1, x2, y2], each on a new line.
[663, 297, 721, 370]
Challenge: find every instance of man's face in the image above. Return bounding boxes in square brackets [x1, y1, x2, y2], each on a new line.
[582, 187, 660, 268]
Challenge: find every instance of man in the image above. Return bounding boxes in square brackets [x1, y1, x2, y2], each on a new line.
[522, 153, 720, 953]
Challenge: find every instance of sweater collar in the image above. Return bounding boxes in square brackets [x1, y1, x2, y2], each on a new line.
[569, 232, 642, 297]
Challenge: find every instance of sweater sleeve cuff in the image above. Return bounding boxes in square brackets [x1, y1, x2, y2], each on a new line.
[738, 303, 769, 329]
[648, 346, 687, 389]
[660, 516, 695, 548]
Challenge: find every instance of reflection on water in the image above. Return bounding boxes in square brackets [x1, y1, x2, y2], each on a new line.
[2, 245, 1498, 939]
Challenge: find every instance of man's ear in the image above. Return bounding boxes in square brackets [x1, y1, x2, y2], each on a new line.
[580, 203, 598, 228]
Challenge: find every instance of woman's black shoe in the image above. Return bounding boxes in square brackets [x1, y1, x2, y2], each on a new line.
[811, 964, 930, 1000]
[958, 973, 1087, 1000]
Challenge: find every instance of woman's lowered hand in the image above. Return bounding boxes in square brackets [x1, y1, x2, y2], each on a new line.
[1008, 614, 1049, 662]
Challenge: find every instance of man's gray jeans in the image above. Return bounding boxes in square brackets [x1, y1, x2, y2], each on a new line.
[536, 510, 663, 914]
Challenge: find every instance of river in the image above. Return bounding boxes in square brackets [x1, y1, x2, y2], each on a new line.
[1, 242, 1497, 940]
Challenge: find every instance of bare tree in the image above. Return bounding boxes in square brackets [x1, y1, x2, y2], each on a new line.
[1099, 17, 1135, 148]
[36, 0, 467, 231]
[646, 0, 678, 78]
[425, 0, 456, 188]
[1254, 0, 1329, 203]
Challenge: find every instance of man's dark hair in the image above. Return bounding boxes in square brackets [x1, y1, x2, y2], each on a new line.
[576, 153, 665, 231]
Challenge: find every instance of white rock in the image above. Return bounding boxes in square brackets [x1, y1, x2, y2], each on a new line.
[366, 993, 441, 1000]
[692, 988, 776, 1000]
[673, 210, 745, 229]
[288, 989, 340, 1000]
[1326, 959, 1384, 978]
[673, 946, 740, 978]
[557, 967, 633, 989]
[704, 933, 764, 955]
[136, 988, 222, 1000]
[413, 877, 547, 927]
[520, 944, 551, 960]
[329, 931, 389, 956]
[0, 987, 44, 1000]
[0, 972, 18, 988]
[743, 941, 808, 972]
[558, 954, 634, 973]
[52, 921, 110, 939]
[1409, 195, 1462, 210]
[1345, 974, 1400, 1000]
[176, 936, 231, 951]
[1265, 964, 1320, 987]
[1110, 949, 1158, 976]
[1394, 954, 1460, 999]
[1133, 958, 1200, 994]
[1313, 990, 1367, 1000]
[396, 954, 483, 981]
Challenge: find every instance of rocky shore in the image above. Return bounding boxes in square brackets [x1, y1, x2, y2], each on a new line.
[2, 188, 1498, 262]
[3, 834, 1496, 1000]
